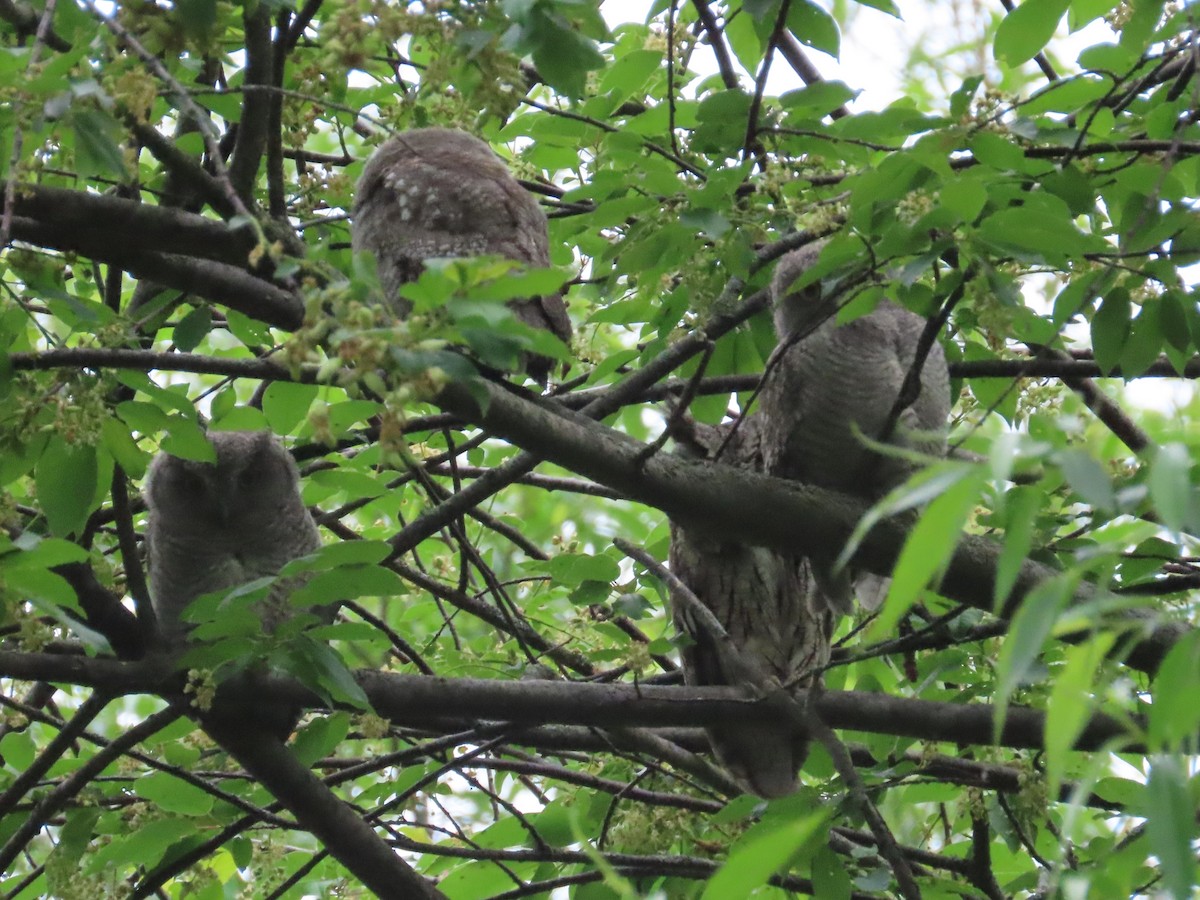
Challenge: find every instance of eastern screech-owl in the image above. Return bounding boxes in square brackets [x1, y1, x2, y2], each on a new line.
[145, 430, 327, 644]
[760, 241, 952, 612]
[145, 430, 333, 736]
[351, 127, 572, 381]
[668, 418, 833, 799]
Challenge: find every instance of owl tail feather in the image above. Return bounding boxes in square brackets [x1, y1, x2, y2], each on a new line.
[709, 722, 808, 799]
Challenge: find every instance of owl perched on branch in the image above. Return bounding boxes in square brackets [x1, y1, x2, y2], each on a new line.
[145, 430, 333, 734]
[351, 127, 572, 382]
[760, 242, 952, 611]
[145, 430, 327, 643]
[668, 418, 833, 799]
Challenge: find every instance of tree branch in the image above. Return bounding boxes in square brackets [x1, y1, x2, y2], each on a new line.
[227, 5, 274, 202]
[0, 651, 1141, 754]
[201, 718, 446, 899]
[7, 181, 256, 267]
[432, 378, 1188, 674]
[10, 216, 302, 326]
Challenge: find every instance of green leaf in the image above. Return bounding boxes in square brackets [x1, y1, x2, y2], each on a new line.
[280, 540, 392, 575]
[994, 485, 1040, 608]
[132, 771, 215, 816]
[0, 729, 36, 771]
[780, 80, 858, 116]
[994, 574, 1074, 725]
[994, 0, 1070, 66]
[100, 418, 148, 479]
[289, 565, 406, 607]
[854, 0, 900, 15]
[978, 203, 1089, 264]
[172, 305, 212, 353]
[292, 712, 351, 765]
[35, 438, 97, 536]
[507, 4, 606, 99]
[175, 0, 218, 37]
[1121, 301, 1163, 376]
[299, 640, 370, 709]
[1090, 288, 1130, 373]
[939, 176, 988, 223]
[209, 405, 268, 432]
[1149, 630, 1200, 749]
[158, 417, 217, 462]
[866, 467, 984, 640]
[1068, 0, 1119, 30]
[786, 1, 840, 57]
[1045, 634, 1113, 799]
[540, 552, 621, 587]
[969, 131, 1027, 170]
[598, 49, 662, 100]
[86, 817, 195, 873]
[1057, 448, 1114, 511]
[70, 106, 128, 181]
[2, 534, 87, 569]
[1148, 443, 1194, 535]
[701, 808, 830, 899]
[1143, 756, 1197, 899]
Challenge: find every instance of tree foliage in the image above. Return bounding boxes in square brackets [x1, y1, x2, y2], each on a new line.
[0, 0, 1198, 897]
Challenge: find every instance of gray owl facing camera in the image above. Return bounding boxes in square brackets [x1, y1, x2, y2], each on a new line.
[351, 127, 572, 382]
[668, 418, 832, 799]
[145, 430, 329, 646]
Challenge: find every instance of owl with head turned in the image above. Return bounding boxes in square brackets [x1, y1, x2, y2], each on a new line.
[760, 240, 952, 612]
[351, 127, 572, 382]
[145, 430, 335, 735]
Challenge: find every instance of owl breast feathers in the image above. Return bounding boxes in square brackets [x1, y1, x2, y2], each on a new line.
[351, 127, 571, 379]
[667, 419, 833, 799]
[144, 430, 326, 646]
[761, 243, 951, 497]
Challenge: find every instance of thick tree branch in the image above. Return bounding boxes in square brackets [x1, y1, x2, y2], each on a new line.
[0, 0, 69, 50]
[6, 347, 1189, 673]
[10, 216, 302, 326]
[129, 118, 237, 219]
[16, 347, 1200, 388]
[7, 181, 256, 267]
[0, 651, 1141, 754]
[228, 5, 274, 202]
[432, 379, 1188, 674]
[202, 719, 446, 899]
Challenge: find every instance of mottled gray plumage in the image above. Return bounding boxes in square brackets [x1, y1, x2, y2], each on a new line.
[668, 419, 832, 798]
[761, 243, 952, 611]
[145, 430, 326, 644]
[351, 127, 571, 380]
[145, 430, 332, 735]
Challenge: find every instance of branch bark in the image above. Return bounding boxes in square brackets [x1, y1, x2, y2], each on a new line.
[0, 651, 1141, 754]
[431, 379, 1188, 674]
[202, 719, 446, 899]
[10, 216, 302, 326]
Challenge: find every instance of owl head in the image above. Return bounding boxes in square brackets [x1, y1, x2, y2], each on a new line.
[146, 430, 303, 534]
[770, 241, 830, 340]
